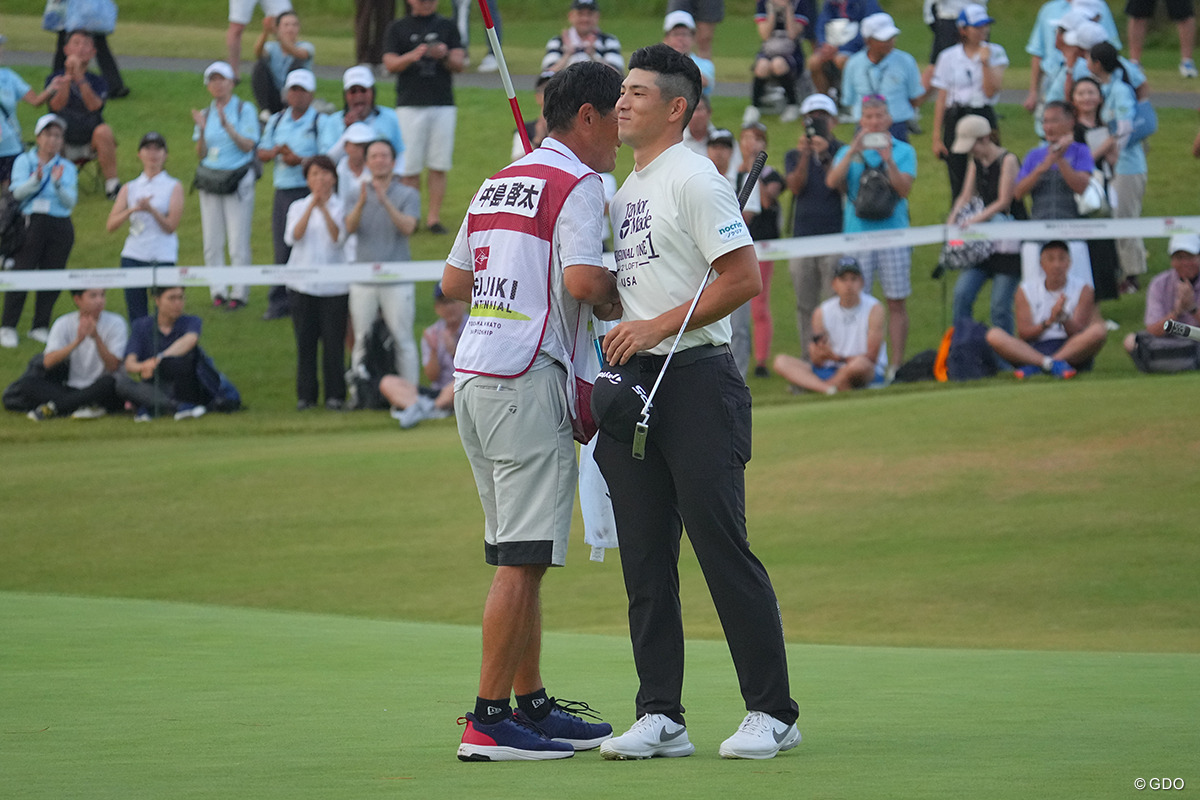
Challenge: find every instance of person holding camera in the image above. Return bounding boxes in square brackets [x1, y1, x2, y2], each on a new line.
[383, 0, 465, 235]
[784, 93, 844, 358]
[825, 95, 916, 369]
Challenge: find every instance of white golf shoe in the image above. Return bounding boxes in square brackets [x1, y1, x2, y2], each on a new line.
[599, 713, 694, 760]
[718, 711, 801, 759]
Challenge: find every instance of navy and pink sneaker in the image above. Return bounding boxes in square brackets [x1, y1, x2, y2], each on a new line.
[456, 712, 574, 762]
[514, 698, 613, 750]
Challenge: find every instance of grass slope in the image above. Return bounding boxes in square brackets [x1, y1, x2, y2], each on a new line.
[2, 593, 1196, 800]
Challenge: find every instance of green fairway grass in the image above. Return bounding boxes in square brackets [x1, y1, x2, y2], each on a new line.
[3, 593, 1197, 799]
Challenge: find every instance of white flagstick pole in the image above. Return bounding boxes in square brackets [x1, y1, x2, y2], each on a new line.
[477, 0, 533, 155]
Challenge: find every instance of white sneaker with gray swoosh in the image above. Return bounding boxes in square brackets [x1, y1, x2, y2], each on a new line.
[599, 713, 695, 760]
[719, 711, 801, 759]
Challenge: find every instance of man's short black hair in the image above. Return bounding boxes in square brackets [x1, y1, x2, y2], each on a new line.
[65, 29, 94, 45]
[543, 61, 622, 135]
[627, 43, 701, 129]
[366, 138, 396, 160]
[152, 286, 183, 297]
[1043, 99, 1076, 121]
[1041, 240, 1070, 255]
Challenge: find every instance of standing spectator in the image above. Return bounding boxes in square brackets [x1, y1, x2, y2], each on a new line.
[45, 30, 120, 199]
[665, 0, 724, 60]
[825, 96, 917, 369]
[105, 132, 184, 322]
[921, 0, 982, 94]
[119, 287, 212, 420]
[1124, 235, 1200, 371]
[381, 282, 465, 427]
[258, 69, 334, 319]
[1126, 0, 1196, 77]
[751, 0, 814, 123]
[664, 11, 716, 99]
[841, 12, 924, 142]
[453, 0, 502, 73]
[191, 61, 260, 313]
[773, 256, 886, 393]
[1, 37, 56, 189]
[1023, 0, 1120, 119]
[1070, 74, 1122, 301]
[945, 115, 1026, 334]
[1, 114, 76, 350]
[985, 240, 1107, 379]
[737, 123, 784, 378]
[285, 156, 349, 411]
[49, 1, 128, 98]
[784, 92, 844, 358]
[931, 4, 1008, 202]
[324, 66, 405, 168]
[1014, 101, 1096, 290]
[807, 0, 883, 98]
[334, 122, 375, 263]
[356, 0, 397, 67]
[226, 0, 293, 80]
[383, 0, 465, 235]
[345, 139, 421, 388]
[12, 288, 126, 420]
[251, 10, 314, 117]
[541, 0, 623, 73]
[1089, 42, 1148, 295]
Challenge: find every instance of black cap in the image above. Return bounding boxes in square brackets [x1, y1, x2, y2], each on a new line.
[834, 256, 862, 277]
[138, 131, 167, 150]
[536, 70, 556, 88]
[590, 363, 655, 444]
[571, 0, 598, 9]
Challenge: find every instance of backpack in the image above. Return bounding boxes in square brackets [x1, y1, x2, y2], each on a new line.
[853, 156, 899, 221]
[194, 346, 242, 412]
[0, 187, 28, 261]
[350, 317, 398, 410]
[946, 319, 998, 381]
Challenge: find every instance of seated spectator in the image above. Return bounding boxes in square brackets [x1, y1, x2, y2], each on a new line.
[773, 256, 886, 393]
[1014, 101, 1095, 290]
[226, 0, 293, 80]
[752, 0, 815, 123]
[381, 282, 466, 428]
[541, 0, 624, 74]
[346, 139, 421, 390]
[10, 288, 127, 420]
[285, 155, 348, 411]
[323, 66, 405, 169]
[931, 4, 1008, 201]
[1, 114, 77, 350]
[664, 11, 716, 98]
[784, 92, 844, 359]
[807, 0, 883, 98]
[118, 287, 214, 420]
[105, 132, 184, 323]
[985, 240, 1107, 379]
[1, 38, 57, 188]
[842, 12, 924, 142]
[45, 30, 120, 199]
[825, 96, 917, 369]
[1124, 235, 1200, 372]
[945, 114, 1026, 334]
[512, 71, 554, 162]
[251, 10, 314, 117]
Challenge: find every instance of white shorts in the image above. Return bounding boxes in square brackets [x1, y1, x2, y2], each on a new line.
[229, 0, 293, 25]
[455, 365, 576, 567]
[396, 106, 456, 174]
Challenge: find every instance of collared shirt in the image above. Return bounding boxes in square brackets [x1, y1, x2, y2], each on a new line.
[1026, 0, 1121, 74]
[120, 170, 181, 263]
[261, 106, 336, 190]
[842, 47, 924, 122]
[1145, 269, 1200, 329]
[323, 106, 405, 167]
[541, 29, 624, 72]
[1098, 76, 1146, 176]
[193, 96, 260, 171]
[0, 68, 32, 158]
[285, 194, 347, 296]
[931, 43, 1009, 107]
[263, 40, 314, 89]
[10, 149, 77, 218]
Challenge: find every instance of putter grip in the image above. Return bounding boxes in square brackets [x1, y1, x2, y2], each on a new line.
[1163, 319, 1200, 342]
[737, 151, 768, 211]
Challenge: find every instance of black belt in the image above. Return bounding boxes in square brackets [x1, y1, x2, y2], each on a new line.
[632, 343, 730, 372]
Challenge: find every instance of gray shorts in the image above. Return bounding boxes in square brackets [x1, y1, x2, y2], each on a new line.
[455, 365, 576, 567]
[667, 0, 724, 23]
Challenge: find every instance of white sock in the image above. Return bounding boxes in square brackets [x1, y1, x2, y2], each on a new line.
[1041, 356, 1053, 371]
[105, 177, 120, 193]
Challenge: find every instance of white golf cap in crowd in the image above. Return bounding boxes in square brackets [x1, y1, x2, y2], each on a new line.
[203, 61, 235, 82]
[951, 114, 993, 153]
[957, 4, 994, 27]
[799, 93, 838, 116]
[284, 69, 316, 92]
[1065, 21, 1108, 50]
[343, 65, 375, 90]
[1051, 8, 1086, 31]
[862, 12, 900, 41]
[1167, 234, 1200, 255]
[664, 10, 696, 32]
[34, 113, 67, 136]
[344, 122, 377, 144]
[1072, 0, 1108, 22]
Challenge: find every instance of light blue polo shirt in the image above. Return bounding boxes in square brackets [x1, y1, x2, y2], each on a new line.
[1099, 78, 1147, 176]
[192, 96, 260, 171]
[323, 105, 404, 163]
[261, 105, 337, 190]
[11, 150, 77, 218]
[841, 48, 923, 124]
[264, 40, 314, 90]
[0, 69, 32, 158]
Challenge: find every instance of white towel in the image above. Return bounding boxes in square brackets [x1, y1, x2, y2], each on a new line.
[579, 436, 618, 561]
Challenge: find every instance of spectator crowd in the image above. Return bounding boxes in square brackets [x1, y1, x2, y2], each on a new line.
[3, 0, 1200, 424]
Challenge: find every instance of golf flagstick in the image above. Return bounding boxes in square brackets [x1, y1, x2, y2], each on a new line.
[631, 151, 768, 460]
[477, 0, 533, 156]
